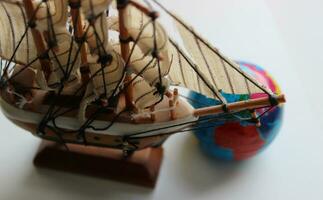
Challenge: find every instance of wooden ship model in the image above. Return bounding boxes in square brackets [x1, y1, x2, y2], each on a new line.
[0, 0, 285, 158]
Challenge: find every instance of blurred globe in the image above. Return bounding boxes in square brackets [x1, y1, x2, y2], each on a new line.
[190, 62, 284, 161]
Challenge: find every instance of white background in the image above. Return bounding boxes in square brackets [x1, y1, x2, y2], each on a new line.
[1, 0, 323, 199]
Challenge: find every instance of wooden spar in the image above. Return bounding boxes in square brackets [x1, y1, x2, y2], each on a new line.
[129, 0, 154, 16]
[152, 0, 273, 96]
[22, 0, 51, 81]
[70, 0, 87, 65]
[117, 0, 134, 108]
[194, 94, 286, 117]
[69, 0, 89, 82]
[169, 88, 178, 120]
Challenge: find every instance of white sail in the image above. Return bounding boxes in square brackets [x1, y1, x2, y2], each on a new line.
[77, 0, 127, 122]
[124, 3, 171, 87]
[80, 0, 126, 98]
[83, 0, 112, 54]
[132, 74, 160, 109]
[33, 0, 81, 88]
[0, 0, 286, 146]
[81, 0, 112, 17]
[111, 40, 170, 97]
[78, 50, 125, 123]
[0, 0, 82, 89]
[167, 39, 228, 102]
[104, 2, 174, 110]
[87, 50, 125, 98]
[150, 0, 273, 104]
[174, 18, 268, 96]
[0, 1, 37, 65]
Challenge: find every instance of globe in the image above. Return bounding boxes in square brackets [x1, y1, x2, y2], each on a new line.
[190, 62, 284, 161]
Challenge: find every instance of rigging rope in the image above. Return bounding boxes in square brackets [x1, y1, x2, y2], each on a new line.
[0, 0, 279, 150]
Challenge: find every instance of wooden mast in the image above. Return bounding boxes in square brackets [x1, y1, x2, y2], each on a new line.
[69, 0, 89, 82]
[117, 0, 134, 109]
[22, 0, 51, 81]
[194, 94, 286, 117]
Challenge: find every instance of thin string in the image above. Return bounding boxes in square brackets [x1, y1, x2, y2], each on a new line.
[150, 0, 273, 97]
[91, 17, 110, 97]
[169, 39, 227, 104]
[1, 2, 43, 80]
[4, 50, 49, 84]
[109, 20, 153, 98]
[256, 106, 276, 120]
[45, 0, 57, 48]
[152, 12, 164, 104]
[0, 0, 278, 149]
[64, 10, 80, 79]
[48, 5, 158, 140]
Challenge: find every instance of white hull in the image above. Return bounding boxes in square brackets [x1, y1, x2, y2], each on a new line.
[0, 97, 198, 138]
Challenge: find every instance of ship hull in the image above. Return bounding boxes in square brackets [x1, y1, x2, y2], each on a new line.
[8, 117, 170, 150]
[0, 95, 197, 151]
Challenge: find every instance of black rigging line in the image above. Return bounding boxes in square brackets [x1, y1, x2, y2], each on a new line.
[40, 2, 117, 141]
[127, 112, 244, 138]
[49, 48, 66, 76]
[1, 2, 43, 81]
[0, 58, 3, 77]
[110, 20, 153, 98]
[39, 1, 254, 140]
[48, 13, 118, 118]
[65, 25, 91, 80]
[4, 50, 49, 85]
[169, 39, 227, 104]
[121, 57, 155, 92]
[32, 2, 89, 146]
[64, 11, 79, 79]
[0, 0, 278, 149]
[151, 12, 164, 104]
[44, 2, 66, 78]
[127, 103, 279, 139]
[256, 106, 276, 120]
[150, 0, 272, 96]
[49, 11, 158, 139]
[91, 16, 110, 97]
[45, 0, 57, 48]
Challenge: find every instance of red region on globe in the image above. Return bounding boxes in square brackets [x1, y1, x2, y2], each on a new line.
[214, 123, 265, 160]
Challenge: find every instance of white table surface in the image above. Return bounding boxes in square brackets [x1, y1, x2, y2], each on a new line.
[1, 0, 323, 199]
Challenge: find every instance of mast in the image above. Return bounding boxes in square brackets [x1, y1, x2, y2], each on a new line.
[69, 0, 89, 82]
[117, 0, 134, 109]
[22, 0, 51, 81]
[194, 94, 286, 117]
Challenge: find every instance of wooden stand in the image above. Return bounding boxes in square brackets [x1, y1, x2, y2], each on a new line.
[34, 141, 163, 188]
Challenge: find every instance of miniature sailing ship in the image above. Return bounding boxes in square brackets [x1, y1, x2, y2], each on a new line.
[0, 0, 285, 156]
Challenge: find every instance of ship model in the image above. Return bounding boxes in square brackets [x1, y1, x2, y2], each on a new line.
[0, 0, 285, 157]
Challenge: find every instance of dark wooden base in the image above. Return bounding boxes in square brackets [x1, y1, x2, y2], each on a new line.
[34, 141, 163, 188]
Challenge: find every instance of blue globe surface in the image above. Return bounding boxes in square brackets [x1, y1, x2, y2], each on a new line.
[188, 62, 284, 161]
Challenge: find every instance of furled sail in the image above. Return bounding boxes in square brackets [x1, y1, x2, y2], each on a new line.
[81, 0, 125, 98]
[0, 0, 286, 150]
[108, 3, 171, 89]
[106, 2, 172, 109]
[83, 0, 112, 53]
[111, 42, 163, 109]
[78, 0, 172, 120]
[0, 1, 37, 65]
[33, 0, 83, 89]
[0, 0, 82, 89]
[132, 74, 159, 109]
